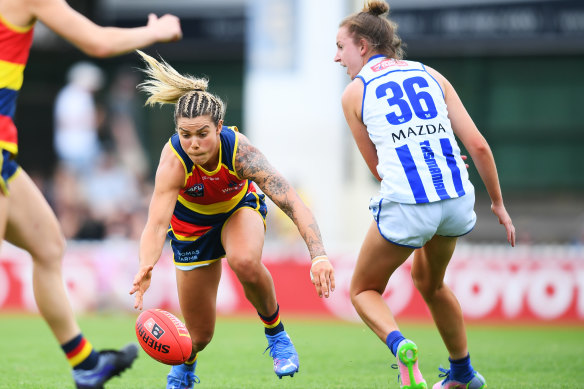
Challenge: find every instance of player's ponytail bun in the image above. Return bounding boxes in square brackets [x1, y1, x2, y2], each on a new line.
[364, 0, 390, 17]
[340, 0, 404, 60]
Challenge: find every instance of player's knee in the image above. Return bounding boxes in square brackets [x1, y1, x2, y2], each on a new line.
[191, 332, 214, 353]
[412, 274, 441, 300]
[348, 283, 371, 309]
[31, 231, 67, 267]
[228, 254, 261, 283]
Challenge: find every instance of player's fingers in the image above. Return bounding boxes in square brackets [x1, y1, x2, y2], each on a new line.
[147, 13, 158, 24]
[312, 275, 323, 298]
[133, 292, 143, 310]
[319, 273, 331, 298]
[508, 224, 516, 247]
[329, 271, 336, 293]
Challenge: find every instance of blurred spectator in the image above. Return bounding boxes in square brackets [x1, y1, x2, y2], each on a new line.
[78, 150, 142, 238]
[53, 61, 105, 175]
[106, 68, 150, 181]
[51, 163, 104, 240]
[48, 64, 157, 241]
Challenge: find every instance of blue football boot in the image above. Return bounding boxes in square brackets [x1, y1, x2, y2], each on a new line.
[73, 343, 138, 389]
[166, 361, 200, 389]
[264, 331, 299, 378]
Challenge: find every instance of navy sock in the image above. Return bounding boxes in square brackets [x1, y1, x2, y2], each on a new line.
[385, 330, 406, 357]
[258, 305, 285, 336]
[449, 353, 474, 383]
[61, 334, 99, 370]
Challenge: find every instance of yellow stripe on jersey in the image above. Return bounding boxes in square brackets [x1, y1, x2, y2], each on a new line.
[177, 180, 249, 215]
[169, 138, 191, 187]
[231, 132, 242, 179]
[0, 60, 25, 90]
[0, 140, 18, 155]
[0, 13, 34, 33]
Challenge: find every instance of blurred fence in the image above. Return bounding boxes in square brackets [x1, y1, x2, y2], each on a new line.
[1, 240, 583, 323]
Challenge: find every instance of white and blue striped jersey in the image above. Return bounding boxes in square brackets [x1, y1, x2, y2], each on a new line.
[357, 55, 474, 204]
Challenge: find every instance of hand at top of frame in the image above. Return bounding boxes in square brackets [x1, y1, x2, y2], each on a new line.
[147, 13, 182, 42]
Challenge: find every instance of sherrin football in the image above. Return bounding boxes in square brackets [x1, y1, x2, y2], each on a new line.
[135, 308, 192, 365]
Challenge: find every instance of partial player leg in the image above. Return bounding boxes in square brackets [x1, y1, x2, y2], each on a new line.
[350, 222, 414, 339]
[5, 169, 137, 388]
[412, 235, 485, 388]
[350, 221, 426, 388]
[171, 259, 223, 388]
[222, 208, 298, 378]
[5, 170, 79, 342]
[412, 235, 466, 358]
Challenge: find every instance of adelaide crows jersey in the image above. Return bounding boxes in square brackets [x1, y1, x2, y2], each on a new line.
[356, 55, 474, 204]
[168, 126, 256, 239]
[0, 13, 34, 155]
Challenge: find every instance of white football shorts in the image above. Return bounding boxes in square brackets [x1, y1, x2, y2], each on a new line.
[369, 190, 476, 249]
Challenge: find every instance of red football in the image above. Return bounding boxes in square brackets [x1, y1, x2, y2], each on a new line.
[135, 308, 192, 365]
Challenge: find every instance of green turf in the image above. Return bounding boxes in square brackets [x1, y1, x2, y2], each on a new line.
[0, 313, 583, 388]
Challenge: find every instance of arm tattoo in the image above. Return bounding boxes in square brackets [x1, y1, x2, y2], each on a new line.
[235, 136, 291, 199]
[235, 136, 326, 258]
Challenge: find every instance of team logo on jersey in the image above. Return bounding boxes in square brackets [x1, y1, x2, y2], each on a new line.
[185, 183, 204, 197]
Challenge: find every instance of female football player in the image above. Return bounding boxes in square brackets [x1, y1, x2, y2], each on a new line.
[129, 50, 335, 389]
[335, 1, 515, 388]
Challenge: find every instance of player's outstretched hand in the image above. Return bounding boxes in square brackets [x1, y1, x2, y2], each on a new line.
[147, 13, 182, 43]
[129, 264, 154, 310]
[310, 256, 335, 298]
[491, 203, 516, 247]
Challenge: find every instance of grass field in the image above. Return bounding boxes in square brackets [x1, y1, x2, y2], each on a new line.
[0, 313, 583, 388]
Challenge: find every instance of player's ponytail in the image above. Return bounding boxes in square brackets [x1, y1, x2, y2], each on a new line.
[340, 0, 405, 60]
[137, 50, 225, 126]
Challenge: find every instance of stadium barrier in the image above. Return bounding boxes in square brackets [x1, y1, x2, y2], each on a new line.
[1, 241, 583, 323]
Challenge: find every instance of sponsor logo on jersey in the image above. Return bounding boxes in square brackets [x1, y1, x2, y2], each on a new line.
[391, 123, 447, 143]
[221, 181, 243, 194]
[371, 58, 407, 72]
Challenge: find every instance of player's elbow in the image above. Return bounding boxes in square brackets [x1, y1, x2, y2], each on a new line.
[467, 138, 491, 159]
[77, 38, 119, 58]
[82, 43, 117, 58]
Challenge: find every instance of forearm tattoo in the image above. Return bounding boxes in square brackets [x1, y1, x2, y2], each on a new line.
[235, 137, 326, 257]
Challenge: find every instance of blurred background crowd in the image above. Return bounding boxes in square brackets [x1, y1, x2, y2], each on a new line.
[13, 0, 584, 248]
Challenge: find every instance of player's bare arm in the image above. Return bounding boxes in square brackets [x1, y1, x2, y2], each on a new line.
[430, 66, 516, 247]
[130, 144, 184, 309]
[24, 0, 181, 57]
[234, 134, 335, 297]
[234, 134, 325, 257]
[342, 79, 381, 181]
